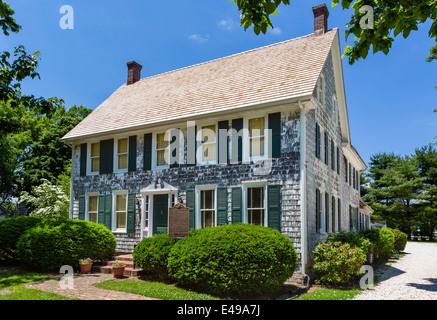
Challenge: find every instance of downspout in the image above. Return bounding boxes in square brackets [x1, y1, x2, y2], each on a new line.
[298, 100, 308, 277]
[66, 141, 74, 220]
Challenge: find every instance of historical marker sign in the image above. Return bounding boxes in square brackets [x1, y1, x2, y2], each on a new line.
[168, 202, 190, 239]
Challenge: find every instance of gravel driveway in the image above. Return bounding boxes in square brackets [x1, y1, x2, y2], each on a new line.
[354, 241, 437, 300]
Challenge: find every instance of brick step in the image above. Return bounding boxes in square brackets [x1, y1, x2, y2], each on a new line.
[92, 265, 144, 277]
[92, 254, 144, 277]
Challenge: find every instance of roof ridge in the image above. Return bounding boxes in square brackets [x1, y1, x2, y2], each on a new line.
[127, 28, 338, 86]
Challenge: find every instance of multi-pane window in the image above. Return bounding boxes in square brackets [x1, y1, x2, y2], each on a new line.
[249, 118, 265, 157]
[90, 142, 100, 173]
[144, 195, 149, 228]
[200, 190, 215, 228]
[117, 138, 128, 170]
[247, 187, 265, 226]
[88, 196, 98, 223]
[318, 75, 325, 105]
[116, 193, 127, 229]
[156, 133, 168, 167]
[201, 125, 216, 163]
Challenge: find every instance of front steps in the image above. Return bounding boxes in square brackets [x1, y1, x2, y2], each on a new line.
[93, 254, 144, 278]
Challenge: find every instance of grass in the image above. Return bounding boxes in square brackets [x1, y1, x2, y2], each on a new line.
[0, 269, 73, 300]
[292, 286, 362, 300]
[95, 280, 221, 300]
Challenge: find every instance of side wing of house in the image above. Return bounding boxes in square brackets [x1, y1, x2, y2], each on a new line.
[302, 31, 367, 272]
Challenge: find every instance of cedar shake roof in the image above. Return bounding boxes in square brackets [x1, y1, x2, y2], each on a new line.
[62, 28, 338, 141]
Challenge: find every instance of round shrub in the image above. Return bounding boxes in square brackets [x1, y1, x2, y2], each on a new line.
[364, 228, 395, 261]
[167, 224, 298, 297]
[313, 241, 367, 286]
[17, 219, 116, 272]
[133, 233, 177, 274]
[0, 216, 44, 263]
[392, 229, 407, 252]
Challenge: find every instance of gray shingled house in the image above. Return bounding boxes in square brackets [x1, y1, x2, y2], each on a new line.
[61, 4, 370, 277]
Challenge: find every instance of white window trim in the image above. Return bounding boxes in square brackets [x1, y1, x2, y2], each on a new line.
[195, 185, 217, 229]
[87, 140, 100, 176]
[243, 113, 269, 163]
[196, 122, 218, 166]
[112, 190, 128, 233]
[113, 137, 129, 174]
[152, 131, 170, 170]
[242, 181, 267, 226]
[85, 192, 99, 222]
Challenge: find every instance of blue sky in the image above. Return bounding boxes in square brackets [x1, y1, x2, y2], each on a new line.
[4, 0, 437, 167]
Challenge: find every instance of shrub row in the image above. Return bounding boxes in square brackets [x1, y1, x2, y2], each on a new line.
[133, 223, 298, 297]
[313, 227, 407, 286]
[0, 216, 116, 272]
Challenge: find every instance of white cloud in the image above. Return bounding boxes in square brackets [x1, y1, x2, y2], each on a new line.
[270, 27, 282, 35]
[218, 18, 234, 31]
[188, 33, 209, 44]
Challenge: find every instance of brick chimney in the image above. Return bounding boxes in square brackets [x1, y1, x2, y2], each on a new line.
[312, 4, 329, 36]
[126, 61, 142, 85]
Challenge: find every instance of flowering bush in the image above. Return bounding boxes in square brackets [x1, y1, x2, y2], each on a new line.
[313, 241, 367, 286]
[18, 179, 69, 219]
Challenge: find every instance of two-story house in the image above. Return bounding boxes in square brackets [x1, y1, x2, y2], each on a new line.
[61, 4, 370, 276]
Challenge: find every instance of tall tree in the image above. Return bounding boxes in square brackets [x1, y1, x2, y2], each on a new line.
[415, 145, 437, 240]
[368, 155, 423, 239]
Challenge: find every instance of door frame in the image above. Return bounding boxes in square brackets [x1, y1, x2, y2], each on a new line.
[140, 181, 178, 238]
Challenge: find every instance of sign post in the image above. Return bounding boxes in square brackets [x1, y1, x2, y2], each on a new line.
[168, 202, 190, 239]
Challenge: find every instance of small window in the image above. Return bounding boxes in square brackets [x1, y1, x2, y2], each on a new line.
[144, 195, 149, 229]
[90, 142, 100, 173]
[200, 190, 215, 228]
[88, 196, 98, 223]
[249, 117, 265, 158]
[201, 125, 216, 163]
[247, 187, 265, 226]
[116, 193, 127, 229]
[117, 138, 128, 170]
[156, 133, 168, 167]
[318, 75, 325, 105]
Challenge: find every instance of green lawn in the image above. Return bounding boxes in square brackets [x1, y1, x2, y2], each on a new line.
[0, 269, 73, 300]
[292, 287, 362, 300]
[95, 280, 221, 300]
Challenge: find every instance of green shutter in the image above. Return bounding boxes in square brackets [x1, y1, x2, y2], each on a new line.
[232, 118, 243, 162]
[217, 187, 228, 226]
[98, 195, 105, 225]
[99, 139, 114, 175]
[186, 189, 195, 230]
[104, 194, 112, 230]
[324, 132, 328, 165]
[267, 185, 281, 231]
[315, 123, 320, 159]
[78, 196, 85, 220]
[187, 125, 197, 167]
[231, 187, 242, 224]
[80, 144, 87, 176]
[128, 135, 137, 172]
[331, 140, 335, 170]
[337, 147, 340, 174]
[217, 121, 229, 164]
[143, 133, 152, 171]
[316, 189, 321, 232]
[127, 193, 136, 233]
[325, 192, 329, 233]
[349, 205, 353, 231]
[331, 195, 335, 232]
[338, 198, 341, 231]
[268, 112, 281, 158]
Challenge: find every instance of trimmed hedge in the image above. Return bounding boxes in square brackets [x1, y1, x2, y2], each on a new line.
[133, 233, 177, 274]
[363, 228, 395, 261]
[327, 230, 371, 255]
[391, 229, 407, 252]
[16, 219, 116, 272]
[0, 216, 44, 263]
[313, 241, 367, 286]
[167, 224, 298, 297]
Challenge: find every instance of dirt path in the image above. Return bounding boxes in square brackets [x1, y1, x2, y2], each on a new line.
[354, 241, 437, 300]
